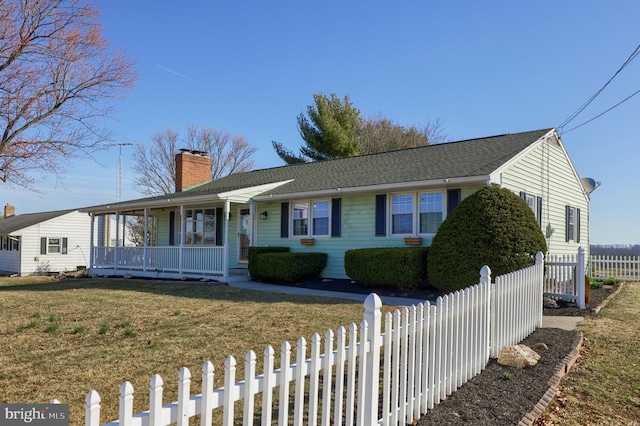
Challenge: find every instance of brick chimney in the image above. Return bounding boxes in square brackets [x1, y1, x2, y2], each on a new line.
[4, 204, 15, 218]
[175, 149, 213, 192]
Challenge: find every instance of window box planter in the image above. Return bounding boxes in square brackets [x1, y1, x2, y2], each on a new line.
[300, 238, 315, 246]
[404, 237, 423, 245]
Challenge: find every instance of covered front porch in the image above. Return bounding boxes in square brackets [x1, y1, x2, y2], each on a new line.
[85, 199, 256, 282]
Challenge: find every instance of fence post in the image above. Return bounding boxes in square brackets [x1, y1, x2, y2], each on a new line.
[362, 293, 382, 425]
[536, 252, 544, 328]
[481, 265, 493, 360]
[576, 247, 586, 309]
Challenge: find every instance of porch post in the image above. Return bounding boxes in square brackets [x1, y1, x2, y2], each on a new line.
[89, 214, 95, 273]
[114, 212, 120, 272]
[179, 205, 185, 275]
[143, 208, 148, 272]
[223, 199, 230, 279]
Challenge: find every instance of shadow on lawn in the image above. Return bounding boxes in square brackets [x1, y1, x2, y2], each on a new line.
[0, 276, 370, 306]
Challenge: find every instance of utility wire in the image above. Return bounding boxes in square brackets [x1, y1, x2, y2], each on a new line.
[558, 43, 640, 133]
[563, 87, 640, 134]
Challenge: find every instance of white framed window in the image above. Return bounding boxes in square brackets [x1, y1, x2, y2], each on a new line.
[291, 199, 330, 237]
[520, 192, 542, 225]
[419, 192, 443, 233]
[391, 191, 443, 235]
[174, 208, 217, 245]
[48, 238, 61, 254]
[566, 205, 579, 242]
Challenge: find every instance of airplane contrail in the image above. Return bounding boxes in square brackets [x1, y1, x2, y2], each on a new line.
[155, 64, 204, 84]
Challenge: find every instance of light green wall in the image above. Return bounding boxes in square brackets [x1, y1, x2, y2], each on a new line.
[255, 189, 483, 279]
[500, 138, 589, 259]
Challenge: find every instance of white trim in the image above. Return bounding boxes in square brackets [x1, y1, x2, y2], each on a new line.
[254, 176, 489, 201]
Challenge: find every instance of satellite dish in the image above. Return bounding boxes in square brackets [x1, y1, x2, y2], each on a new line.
[581, 177, 601, 194]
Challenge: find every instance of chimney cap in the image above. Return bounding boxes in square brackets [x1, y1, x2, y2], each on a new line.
[179, 148, 208, 156]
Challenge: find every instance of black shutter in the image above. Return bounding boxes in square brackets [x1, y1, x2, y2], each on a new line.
[40, 237, 47, 255]
[565, 205, 570, 242]
[331, 198, 341, 237]
[169, 211, 175, 246]
[576, 208, 581, 243]
[536, 196, 543, 227]
[375, 194, 386, 236]
[215, 207, 223, 246]
[519, 191, 526, 199]
[280, 202, 289, 238]
[447, 189, 461, 216]
[62, 238, 68, 255]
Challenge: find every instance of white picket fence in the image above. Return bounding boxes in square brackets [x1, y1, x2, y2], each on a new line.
[82, 252, 545, 426]
[544, 247, 586, 309]
[590, 254, 640, 281]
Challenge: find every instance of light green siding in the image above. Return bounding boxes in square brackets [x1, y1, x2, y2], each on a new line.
[256, 189, 484, 279]
[500, 137, 589, 259]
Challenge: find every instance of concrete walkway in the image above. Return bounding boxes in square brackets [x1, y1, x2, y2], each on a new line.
[228, 279, 586, 331]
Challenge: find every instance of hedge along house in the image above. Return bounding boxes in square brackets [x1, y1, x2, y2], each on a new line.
[80, 129, 590, 281]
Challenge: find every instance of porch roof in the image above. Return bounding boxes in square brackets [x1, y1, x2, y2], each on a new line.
[80, 128, 553, 214]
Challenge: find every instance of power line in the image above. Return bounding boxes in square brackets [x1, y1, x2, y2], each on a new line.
[558, 43, 640, 133]
[563, 87, 640, 134]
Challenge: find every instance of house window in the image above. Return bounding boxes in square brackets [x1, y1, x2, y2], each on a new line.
[40, 237, 67, 254]
[175, 208, 216, 245]
[520, 192, 542, 225]
[10, 237, 19, 251]
[391, 192, 443, 235]
[48, 238, 61, 254]
[312, 201, 329, 236]
[566, 205, 580, 242]
[419, 192, 443, 233]
[1, 236, 6, 250]
[291, 200, 330, 237]
[292, 202, 309, 236]
[392, 194, 414, 234]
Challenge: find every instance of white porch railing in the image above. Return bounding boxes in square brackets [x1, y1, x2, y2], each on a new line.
[91, 246, 225, 276]
[590, 254, 640, 281]
[81, 253, 545, 426]
[544, 246, 586, 309]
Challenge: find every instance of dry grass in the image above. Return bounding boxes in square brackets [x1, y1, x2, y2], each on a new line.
[0, 276, 393, 425]
[537, 282, 640, 425]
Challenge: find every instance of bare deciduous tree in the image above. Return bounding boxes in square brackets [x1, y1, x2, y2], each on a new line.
[359, 114, 448, 154]
[0, 0, 137, 188]
[132, 125, 258, 196]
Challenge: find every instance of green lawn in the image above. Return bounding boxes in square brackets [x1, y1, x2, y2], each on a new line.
[0, 276, 384, 425]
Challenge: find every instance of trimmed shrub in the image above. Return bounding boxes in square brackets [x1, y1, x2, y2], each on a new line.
[255, 252, 328, 283]
[345, 247, 429, 290]
[428, 186, 547, 292]
[248, 246, 290, 277]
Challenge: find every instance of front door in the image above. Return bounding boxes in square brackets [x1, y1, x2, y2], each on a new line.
[237, 207, 251, 263]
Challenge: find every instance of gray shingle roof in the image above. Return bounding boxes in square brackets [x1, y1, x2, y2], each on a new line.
[83, 128, 552, 211]
[0, 209, 76, 234]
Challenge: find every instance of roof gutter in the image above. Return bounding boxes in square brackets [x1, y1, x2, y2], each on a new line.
[253, 175, 490, 201]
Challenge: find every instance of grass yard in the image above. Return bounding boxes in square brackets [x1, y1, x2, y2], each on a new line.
[536, 282, 640, 425]
[0, 276, 390, 426]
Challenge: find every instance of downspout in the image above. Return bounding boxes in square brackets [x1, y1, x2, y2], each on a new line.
[248, 199, 257, 246]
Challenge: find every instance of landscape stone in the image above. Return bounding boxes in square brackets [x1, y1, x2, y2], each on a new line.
[497, 345, 541, 368]
[543, 297, 559, 308]
[530, 342, 549, 351]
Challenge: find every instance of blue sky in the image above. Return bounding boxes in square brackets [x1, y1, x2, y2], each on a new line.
[3, 1, 639, 245]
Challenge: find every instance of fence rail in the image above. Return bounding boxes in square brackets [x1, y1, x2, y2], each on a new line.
[590, 254, 640, 281]
[80, 252, 545, 426]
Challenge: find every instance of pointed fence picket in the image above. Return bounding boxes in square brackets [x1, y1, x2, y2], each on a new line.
[82, 252, 545, 426]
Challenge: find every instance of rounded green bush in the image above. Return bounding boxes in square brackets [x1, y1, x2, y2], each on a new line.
[427, 186, 547, 292]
